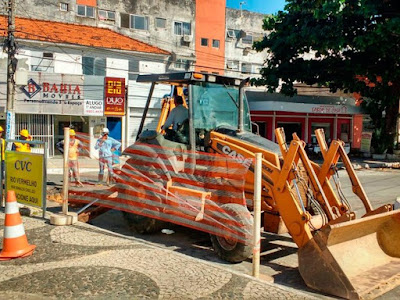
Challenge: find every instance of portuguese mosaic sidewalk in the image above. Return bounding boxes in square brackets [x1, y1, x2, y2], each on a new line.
[0, 212, 316, 299]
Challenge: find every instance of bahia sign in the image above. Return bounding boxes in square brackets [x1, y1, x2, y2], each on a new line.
[16, 73, 85, 115]
[104, 77, 126, 116]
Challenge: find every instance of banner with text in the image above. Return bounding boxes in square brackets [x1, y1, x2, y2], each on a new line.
[15, 73, 84, 115]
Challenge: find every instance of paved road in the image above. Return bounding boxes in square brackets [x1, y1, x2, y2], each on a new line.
[88, 168, 400, 299]
[3, 167, 398, 299]
[0, 212, 313, 299]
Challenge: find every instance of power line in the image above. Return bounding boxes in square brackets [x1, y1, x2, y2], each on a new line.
[11, 1, 266, 69]
[0, 2, 266, 78]
[6, 36, 263, 76]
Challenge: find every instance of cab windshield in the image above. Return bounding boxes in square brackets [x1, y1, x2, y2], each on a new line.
[190, 82, 251, 131]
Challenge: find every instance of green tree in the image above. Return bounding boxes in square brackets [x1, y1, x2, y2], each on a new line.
[254, 0, 400, 152]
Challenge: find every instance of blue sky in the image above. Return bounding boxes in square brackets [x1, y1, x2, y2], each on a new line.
[226, 0, 286, 15]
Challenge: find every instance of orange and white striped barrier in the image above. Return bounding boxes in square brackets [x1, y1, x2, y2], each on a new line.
[0, 190, 36, 260]
[69, 142, 253, 243]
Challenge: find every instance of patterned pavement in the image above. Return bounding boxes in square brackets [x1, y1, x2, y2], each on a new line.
[0, 212, 315, 299]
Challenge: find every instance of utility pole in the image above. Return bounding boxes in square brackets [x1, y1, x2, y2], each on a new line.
[6, 0, 16, 140]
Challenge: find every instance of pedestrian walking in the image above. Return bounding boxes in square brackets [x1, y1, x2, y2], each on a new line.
[56, 129, 84, 187]
[95, 128, 121, 185]
[12, 129, 33, 152]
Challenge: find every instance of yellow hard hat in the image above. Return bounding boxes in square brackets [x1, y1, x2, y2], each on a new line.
[69, 129, 76, 136]
[20, 129, 30, 137]
[0, 126, 4, 132]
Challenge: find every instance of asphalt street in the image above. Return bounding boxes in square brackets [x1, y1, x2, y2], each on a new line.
[87, 168, 400, 299]
[1, 165, 400, 299]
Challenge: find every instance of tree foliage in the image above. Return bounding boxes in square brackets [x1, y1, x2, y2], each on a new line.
[254, 0, 400, 152]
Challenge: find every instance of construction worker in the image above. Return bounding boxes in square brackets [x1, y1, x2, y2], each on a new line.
[12, 129, 33, 152]
[56, 129, 84, 187]
[95, 127, 121, 185]
[0, 126, 5, 179]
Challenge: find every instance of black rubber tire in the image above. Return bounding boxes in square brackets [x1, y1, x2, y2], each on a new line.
[122, 211, 166, 234]
[210, 203, 253, 263]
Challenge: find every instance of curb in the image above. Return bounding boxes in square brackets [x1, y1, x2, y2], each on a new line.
[351, 162, 400, 170]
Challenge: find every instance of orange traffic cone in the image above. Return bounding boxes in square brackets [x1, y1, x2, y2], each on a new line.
[0, 190, 36, 260]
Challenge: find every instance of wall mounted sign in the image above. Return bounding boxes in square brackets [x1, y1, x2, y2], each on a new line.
[104, 77, 126, 116]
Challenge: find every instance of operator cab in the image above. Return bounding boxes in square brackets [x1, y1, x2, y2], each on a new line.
[136, 72, 253, 151]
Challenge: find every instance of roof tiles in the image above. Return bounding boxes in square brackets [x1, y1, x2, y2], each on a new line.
[0, 16, 169, 55]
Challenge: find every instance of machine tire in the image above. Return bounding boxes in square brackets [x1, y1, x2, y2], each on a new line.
[122, 211, 166, 234]
[210, 203, 253, 263]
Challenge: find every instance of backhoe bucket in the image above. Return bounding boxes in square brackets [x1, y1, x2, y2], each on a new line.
[298, 209, 400, 299]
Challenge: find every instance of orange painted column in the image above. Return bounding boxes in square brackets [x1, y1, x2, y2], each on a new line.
[76, 0, 96, 5]
[352, 114, 363, 149]
[195, 0, 226, 74]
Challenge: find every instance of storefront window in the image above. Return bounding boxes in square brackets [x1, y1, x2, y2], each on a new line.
[311, 122, 331, 142]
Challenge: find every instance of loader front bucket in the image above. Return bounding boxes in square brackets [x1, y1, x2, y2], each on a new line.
[298, 209, 400, 299]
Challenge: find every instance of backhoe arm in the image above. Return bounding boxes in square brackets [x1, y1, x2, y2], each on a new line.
[209, 130, 315, 247]
[314, 129, 387, 216]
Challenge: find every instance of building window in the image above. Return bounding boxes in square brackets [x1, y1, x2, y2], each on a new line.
[77, 5, 95, 18]
[155, 17, 166, 28]
[212, 39, 220, 48]
[31, 52, 54, 73]
[174, 59, 190, 70]
[242, 34, 253, 45]
[130, 15, 149, 30]
[128, 60, 139, 80]
[241, 63, 262, 74]
[227, 29, 235, 38]
[226, 60, 239, 70]
[241, 63, 252, 74]
[60, 3, 68, 11]
[227, 28, 243, 39]
[82, 57, 106, 76]
[174, 21, 191, 36]
[98, 9, 115, 21]
[201, 38, 208, 46]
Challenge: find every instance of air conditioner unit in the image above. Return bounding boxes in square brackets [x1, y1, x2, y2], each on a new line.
[183, 35, 193, 43]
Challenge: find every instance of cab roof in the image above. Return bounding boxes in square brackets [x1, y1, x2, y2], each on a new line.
[136, 72, 246, 86]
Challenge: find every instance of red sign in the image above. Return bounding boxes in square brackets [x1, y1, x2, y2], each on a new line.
[104, 77, 126, 116]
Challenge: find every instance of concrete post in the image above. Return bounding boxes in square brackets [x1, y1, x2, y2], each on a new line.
[62, 127, 70, 215]
[252, 153, 262, 278]
[50, 127, 77, 225]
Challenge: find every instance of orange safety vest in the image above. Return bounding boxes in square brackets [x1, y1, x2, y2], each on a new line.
[13, 142, 31, 153]
[69, 139, 80, 160]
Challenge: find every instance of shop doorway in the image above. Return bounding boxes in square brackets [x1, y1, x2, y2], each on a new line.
[107, 117, 122, 156]
[337, 119, 351, 143]
[252, 121, 266, 138]
[54, 116, 89, 155]
[15, 114, 54, 156]
[277, 122, 302, 142]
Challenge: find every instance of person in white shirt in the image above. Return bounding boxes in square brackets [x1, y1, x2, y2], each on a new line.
[162, 96, 188, 131]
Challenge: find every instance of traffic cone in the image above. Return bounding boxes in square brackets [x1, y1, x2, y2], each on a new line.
[0, 190, 36, 260]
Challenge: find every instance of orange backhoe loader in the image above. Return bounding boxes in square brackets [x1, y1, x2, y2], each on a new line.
[120, 72, 400, 299]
